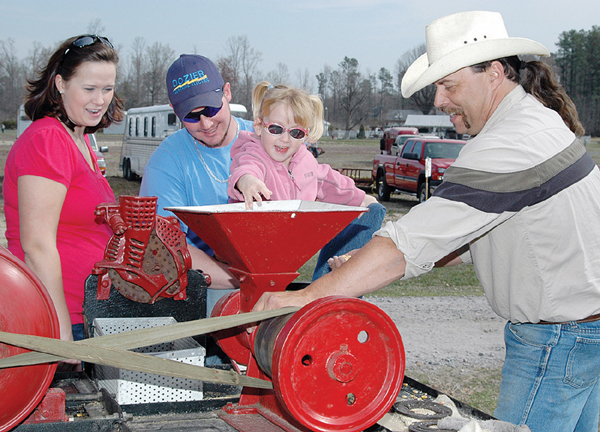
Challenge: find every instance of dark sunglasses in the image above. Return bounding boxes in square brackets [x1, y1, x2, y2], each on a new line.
[262, 121, 308, 140]
[64, 35, 113, 56]
[183, 104, 223, 123]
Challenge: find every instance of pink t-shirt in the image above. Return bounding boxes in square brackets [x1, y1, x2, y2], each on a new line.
[3, 117, 115, 325]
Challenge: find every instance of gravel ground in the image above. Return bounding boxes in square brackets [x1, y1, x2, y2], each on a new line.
[366, 295, 506, 372]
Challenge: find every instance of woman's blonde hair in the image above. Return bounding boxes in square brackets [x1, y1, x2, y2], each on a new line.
[252, 81, 324, 142]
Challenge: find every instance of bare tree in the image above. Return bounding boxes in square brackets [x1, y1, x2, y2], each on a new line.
[328, 68, 341, 126]
[217, 39, 242, 97]
[395, 44, 435, 114]
[337, 57, 371, 136]
[0, 38, 26, 122]
[295, 68, 314, 92]
[266, 62, 290, 85]
[120, 37, 147, 108]
[117, 38, 174, 108]
[144, 42, 175, 105]
[86, 19, 106, 36]
[25, 41, 53, 81]
[377, 67, 394, 124]
[217, 35, 262, 109]
[316, 66, 332, 127]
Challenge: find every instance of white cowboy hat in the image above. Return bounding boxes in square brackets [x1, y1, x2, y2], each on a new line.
[401, 11, 550, 98]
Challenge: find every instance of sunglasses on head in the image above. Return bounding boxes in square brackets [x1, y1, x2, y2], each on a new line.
[64, 35, 113, 56]
[183, 104, 223, 123]
[261, 121, 308, 140]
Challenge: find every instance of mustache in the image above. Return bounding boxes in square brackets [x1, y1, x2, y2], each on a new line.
[441, 106, 466, 117]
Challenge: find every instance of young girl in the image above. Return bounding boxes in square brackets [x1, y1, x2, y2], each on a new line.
[228, 81, 385, 279]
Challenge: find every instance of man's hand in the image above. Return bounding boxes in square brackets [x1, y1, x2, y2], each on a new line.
[247, 290, 313, 333]
[252, 289, 313, 313]
[236, 174, 272, 209]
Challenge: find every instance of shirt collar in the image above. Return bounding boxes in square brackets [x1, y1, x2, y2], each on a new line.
[479, 85, 527, 136]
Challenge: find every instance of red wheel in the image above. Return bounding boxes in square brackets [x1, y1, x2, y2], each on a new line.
[0, 246, 59, 431]
[272, 296, 405, 431]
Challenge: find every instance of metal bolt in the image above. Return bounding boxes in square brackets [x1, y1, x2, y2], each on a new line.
[346, 393, 356, 405]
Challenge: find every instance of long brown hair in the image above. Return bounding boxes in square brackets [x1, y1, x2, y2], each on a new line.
[472, 56, 585, 137]
[24, 35, 124, 134]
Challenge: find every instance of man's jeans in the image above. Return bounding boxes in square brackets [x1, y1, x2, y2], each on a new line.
[312, 202, 386, 281]
[495, 320, 600, 432]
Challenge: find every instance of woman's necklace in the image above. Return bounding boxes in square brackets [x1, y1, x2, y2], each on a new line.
[192, 121, 239, 184]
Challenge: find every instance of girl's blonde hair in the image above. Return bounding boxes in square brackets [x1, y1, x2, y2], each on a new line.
[252, 81, 324, 142]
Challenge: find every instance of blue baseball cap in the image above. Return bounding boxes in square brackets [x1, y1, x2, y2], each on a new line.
[166, 54, 225, 121]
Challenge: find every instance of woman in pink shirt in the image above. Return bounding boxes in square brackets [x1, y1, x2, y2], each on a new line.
[228, 82, 385, 279]
[3, 35, 124, 351]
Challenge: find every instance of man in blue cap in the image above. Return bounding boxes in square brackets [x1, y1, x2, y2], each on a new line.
[140, 55, 254, 316]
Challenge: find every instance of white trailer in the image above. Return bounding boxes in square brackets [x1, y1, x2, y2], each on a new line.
[229, 103, 248, 119]
[16, 105, 32, 138]
[120, 103, 248, 180]
[120, 104, 181, 180]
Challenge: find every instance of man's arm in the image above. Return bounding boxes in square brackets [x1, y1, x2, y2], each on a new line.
[188, 244, 239, 289]
[253, 236, 406, 311]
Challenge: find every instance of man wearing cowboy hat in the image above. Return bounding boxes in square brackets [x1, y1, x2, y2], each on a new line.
[253, 11, 600, 432]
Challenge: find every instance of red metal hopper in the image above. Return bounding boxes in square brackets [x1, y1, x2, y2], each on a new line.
[168, 200, 367, 311]
[167, 201, 404, 432]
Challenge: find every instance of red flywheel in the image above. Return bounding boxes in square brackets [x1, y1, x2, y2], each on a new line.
[271, 296, 405, 432]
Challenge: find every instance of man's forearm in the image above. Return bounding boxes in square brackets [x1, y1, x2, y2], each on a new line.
[305, 236, 406, 300]
[252, 236, 406, 312]
[188, 244, 240, 289]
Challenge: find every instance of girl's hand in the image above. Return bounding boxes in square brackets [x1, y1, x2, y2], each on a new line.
[361, 194, 378, 207]
[327, 249, 358, 271]
[236, 174, 273, 209]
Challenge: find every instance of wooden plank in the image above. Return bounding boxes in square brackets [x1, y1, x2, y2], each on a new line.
[0, 331, 273, 389]
[0, 306, 299, 368]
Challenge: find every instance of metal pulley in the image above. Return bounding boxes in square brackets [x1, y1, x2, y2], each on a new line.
[213, 294, 406, 432]
[210, 290, 253, 366]
[0, 246, 59, 432]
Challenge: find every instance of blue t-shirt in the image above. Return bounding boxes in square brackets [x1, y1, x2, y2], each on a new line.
[140, 117, 254, 254]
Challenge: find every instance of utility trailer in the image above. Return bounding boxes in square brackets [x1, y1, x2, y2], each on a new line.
[10, 371, 493, 431]
[336, 167, 374, 189]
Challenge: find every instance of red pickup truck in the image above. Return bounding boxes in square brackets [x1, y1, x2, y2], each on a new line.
[373, 137, 466, 202]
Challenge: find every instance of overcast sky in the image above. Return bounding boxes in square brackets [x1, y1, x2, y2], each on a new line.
[2, 0, 598, 89]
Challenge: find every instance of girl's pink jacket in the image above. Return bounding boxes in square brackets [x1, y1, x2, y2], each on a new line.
[228, 131, 365, 206]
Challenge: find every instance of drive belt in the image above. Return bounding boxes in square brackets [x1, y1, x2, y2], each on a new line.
[0, 307, 299, 389]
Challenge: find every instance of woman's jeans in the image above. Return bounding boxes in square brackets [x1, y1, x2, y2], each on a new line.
[495, 320, 600, 432]
[72, 323, 85, 341]
[312, 202, 386, 281]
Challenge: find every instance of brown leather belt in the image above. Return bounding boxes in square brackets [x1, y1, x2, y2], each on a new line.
[538, 313, 600, 325]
